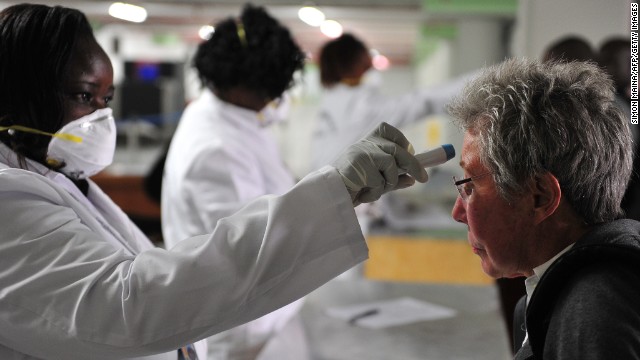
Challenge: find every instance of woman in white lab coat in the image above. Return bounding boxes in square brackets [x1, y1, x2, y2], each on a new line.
[0, 4, 428, 360]
[311, 33, 467, 170]
[162, 5, 306, 359]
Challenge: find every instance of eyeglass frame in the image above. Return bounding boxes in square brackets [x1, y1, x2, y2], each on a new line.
[452, 172, 493, 201]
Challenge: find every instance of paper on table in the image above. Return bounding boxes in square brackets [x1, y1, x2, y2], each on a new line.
[325, 297, 457, 329]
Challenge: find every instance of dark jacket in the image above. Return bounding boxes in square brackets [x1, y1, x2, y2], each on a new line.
[514, 219, 640, 360]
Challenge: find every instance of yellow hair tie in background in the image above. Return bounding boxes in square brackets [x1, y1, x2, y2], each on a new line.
[235, 19, 248, 48]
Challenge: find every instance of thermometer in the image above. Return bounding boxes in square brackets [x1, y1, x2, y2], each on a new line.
[400, 144, 455, 174]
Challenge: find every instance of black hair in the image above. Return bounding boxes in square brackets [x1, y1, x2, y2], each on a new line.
[542, 36, 595, 63]
[193, 4, 305, 100]
[0, 3, 95, 161]
[598, 37, 631, 93]
[319, 33, 368, 87]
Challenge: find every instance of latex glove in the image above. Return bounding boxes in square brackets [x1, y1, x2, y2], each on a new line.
[333, 122, 429, 206]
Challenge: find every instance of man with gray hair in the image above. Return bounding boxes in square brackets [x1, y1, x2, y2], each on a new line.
[448, 58, 640, 359]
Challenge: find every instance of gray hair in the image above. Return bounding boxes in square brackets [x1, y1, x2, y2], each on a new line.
[447, 57, 632, 224]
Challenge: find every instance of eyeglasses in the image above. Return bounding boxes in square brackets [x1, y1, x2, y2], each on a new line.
[452, 172, 492, 201]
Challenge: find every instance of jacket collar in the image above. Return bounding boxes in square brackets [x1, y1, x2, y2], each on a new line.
[525, 219, 640, 357]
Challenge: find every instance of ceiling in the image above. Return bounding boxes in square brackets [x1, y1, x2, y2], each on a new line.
[0, 0, 514, 65]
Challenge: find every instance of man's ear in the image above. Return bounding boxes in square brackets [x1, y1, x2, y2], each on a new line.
[531, 172, 561, 225]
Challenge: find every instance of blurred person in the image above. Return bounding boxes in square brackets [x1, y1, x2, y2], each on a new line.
[599, 38, 632, 104]
[160, 4, 314, 359]
[310, 33, 467, 171]
[599, 38, 639, 221]
[541, 35, 595, 63]
[449, 58, 640, 359]
[0, 3, 429, 359]
[310, 33, 469, 241]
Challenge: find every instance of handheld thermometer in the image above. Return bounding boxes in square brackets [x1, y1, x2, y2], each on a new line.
[401, 144, 455, 174]
[415, 144, 455, 168]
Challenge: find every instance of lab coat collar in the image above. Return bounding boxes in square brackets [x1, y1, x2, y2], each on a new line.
[0, 142, 96, 203]
[0, 141, 67, 183]
[203, 89, 265, 127]
[0, 141, 151, 255]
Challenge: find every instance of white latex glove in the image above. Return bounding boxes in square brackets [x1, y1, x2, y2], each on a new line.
[332, 122, 429, 206]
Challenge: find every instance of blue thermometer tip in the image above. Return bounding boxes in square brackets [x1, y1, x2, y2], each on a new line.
[442, 144, 455, 160]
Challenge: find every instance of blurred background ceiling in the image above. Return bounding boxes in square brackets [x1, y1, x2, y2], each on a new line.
[0, 0, 516, 65]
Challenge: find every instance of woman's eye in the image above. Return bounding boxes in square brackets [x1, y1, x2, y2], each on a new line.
[104, 96, 113, 105]
[80, 93, 92, 102]
[68, 92, 92, 103]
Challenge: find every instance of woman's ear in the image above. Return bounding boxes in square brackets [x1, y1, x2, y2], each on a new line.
[531, 172, 562, 225]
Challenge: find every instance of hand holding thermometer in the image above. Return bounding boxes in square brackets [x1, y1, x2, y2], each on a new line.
[400, 144, 455, 174]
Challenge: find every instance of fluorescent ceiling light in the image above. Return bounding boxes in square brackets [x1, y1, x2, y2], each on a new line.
[298, 6, 325, 27]
[199, 25, 215, 40]
[320, 20, 343, 38]
[109, 2, 147, 23]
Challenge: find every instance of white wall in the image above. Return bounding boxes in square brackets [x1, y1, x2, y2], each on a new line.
[452, 18, 508, 74]
[512, 0, 632, 59]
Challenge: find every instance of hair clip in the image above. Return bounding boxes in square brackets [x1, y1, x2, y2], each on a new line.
[235, 18, 248, 48]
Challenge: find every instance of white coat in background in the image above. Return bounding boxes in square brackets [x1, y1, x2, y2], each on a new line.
[310, 75, 469, 171]
[0, 141, 366, 360]
[162, 89, 294, 248]
[161, 89, 302, 359]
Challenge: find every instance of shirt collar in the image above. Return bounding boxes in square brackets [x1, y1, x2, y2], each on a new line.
[524, 243, 575, 305]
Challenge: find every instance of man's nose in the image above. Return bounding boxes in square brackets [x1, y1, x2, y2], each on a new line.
[451, 196, 467, 224]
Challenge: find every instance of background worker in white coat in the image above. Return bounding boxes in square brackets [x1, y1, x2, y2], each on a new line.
[310, 33, 469, 238]
[310, 33, 468, 171]
[161, 5, 307, 359]
[0, 4, 429, 360]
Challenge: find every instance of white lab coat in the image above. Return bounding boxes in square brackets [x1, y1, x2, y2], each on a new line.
[161, 90, 304, 359]
[0, 142, 367, 360]
[162, 90, 294, 249]
[310, 77, 468, 171]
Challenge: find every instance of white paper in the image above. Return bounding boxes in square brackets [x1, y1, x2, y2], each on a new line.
[325, 297, 457, 329]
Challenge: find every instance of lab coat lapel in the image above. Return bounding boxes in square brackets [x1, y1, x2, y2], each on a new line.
[86, 178, 154, 253]
[49, 173, 146, 255]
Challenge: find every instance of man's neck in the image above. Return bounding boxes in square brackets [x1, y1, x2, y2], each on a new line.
[524, 202, 592, 276]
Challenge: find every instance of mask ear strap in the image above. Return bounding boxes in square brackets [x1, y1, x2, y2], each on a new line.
[0, 125, 82, 143]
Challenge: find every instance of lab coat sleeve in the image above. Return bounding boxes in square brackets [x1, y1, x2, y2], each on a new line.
[359, 73, 471, 131]
[0, 166, 366, 359]
[311, 72, 474, 171]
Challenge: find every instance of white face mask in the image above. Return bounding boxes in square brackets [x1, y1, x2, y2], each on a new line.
[46, 108, 116, 180]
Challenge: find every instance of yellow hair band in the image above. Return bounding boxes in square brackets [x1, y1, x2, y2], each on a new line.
[236, 19, 248, 48]
[0, 125, 82, 143]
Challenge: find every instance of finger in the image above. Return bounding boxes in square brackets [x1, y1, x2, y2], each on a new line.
[357, 171, 387, 203]
[371, 139, 428, 183]
[395, 174, 418, 190]
[378, 154, 399, 192]
[372, 122, 412, 152]
[395, 148, 429, 183]
[362, 144, 398, 189]
[358, 185, 386, 203]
